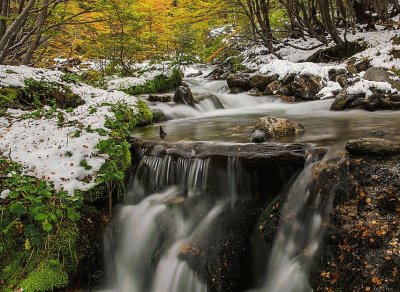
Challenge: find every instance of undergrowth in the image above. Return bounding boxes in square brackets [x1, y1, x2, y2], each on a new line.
[0, 87, 154, 290]
[0, 78, 83, 112]
[124, 68, 183, 95]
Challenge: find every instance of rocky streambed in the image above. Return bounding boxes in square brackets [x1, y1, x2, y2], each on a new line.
[98, 67, 400, 292]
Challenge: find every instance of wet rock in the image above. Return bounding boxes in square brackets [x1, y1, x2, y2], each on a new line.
[206, 67, 226, 80]
[247, 88, 263, 96]
[148, 94, 172, 102]
[279, 95, 301, 103]
[227, 73, 251, 92]
[173, 85, 196, 107]
[151, 110, 168, 123]
[252, 116, 304, 139]
[314, 151, 400, 292]
[251, 130, 266, 143]
[363, 67, 400, 91]
[205, 202, 264, 292]
[290, 74, 323, 100]
[265, 80, 281, 95]
[220, 71, 231, 80]
[281, 73, 296, 86]
[336, 74, 348, 88]
[346, 138, 400, 156]
[328, 68, 347, 82]
[193, 93, 224, 109]
[249, 74, 278, 91]
[276, 85, 293, 97]
[330, 88, 400, 111]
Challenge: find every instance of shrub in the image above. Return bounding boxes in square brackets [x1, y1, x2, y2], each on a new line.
[18, 78, 84, 109]
[125, 68, 183, 95]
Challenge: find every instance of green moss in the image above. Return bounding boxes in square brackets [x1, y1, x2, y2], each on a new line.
[125, 68, 183, 95]
[61, 70, 105, 89]
[0, 87, 19, 109]
[20, 260, 68, 292]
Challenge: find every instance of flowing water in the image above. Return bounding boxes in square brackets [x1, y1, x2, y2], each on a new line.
[99, 68, 400, 292]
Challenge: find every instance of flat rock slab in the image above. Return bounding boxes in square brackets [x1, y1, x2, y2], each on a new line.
[130, 138, 323, 166]
[346, 138, 400, 156]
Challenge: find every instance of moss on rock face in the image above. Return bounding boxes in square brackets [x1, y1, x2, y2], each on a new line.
[20, 260, 68, 292]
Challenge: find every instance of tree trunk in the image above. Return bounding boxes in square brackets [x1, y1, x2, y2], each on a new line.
[318, 0, 343, 45]
[0, 0, 36, 63]
[23, 0, 48, 65]
[0, 0, 8, 39]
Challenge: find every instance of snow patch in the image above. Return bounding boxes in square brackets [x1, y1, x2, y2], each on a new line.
[0, 65, 139, 194]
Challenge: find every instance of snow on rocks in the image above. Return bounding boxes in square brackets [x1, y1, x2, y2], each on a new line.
[347, 79, 395, 97]
[0, 189, 10, 199]
[0, 65, 139, 194]
[259, 60, 346, 81]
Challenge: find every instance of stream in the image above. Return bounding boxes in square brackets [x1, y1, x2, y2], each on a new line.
[98, 67, 400, 292]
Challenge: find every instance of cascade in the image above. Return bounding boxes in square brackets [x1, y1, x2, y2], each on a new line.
[100, 142, 309, 292]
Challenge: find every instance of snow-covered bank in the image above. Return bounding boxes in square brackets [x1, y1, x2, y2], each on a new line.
[0, 65, 139, 194]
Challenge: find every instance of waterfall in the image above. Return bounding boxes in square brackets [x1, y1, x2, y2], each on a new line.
[101, 152, 240, 292]
[100, 141, 332, 292]
[259, 149, 341, 292]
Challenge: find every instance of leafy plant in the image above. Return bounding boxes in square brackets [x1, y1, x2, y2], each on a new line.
[125, 68, 183, 95]
[18, 78, 84, 109]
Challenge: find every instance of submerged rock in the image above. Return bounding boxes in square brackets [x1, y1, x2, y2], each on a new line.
[193, 93, 224, 109]
[346, 138, 400, 156]
[251, 116, 304, 141]
[173, 85, 196, 107]
[227, 73, 251, 93]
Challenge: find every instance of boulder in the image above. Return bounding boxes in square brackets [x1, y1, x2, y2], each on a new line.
[363, 67, 400, 91]
[173, 85, 196, 107]
[281, 73, 296, 86]
[265, 80, 281, 95]
[330, 88, 400, 111]
[251, 116, 304, 140]
[328, 68, 347, 82]
[249, 74, 278, 91]
[227, 73, 251, 92]
[346, 138, 400, 156]
[290, 74, 323, 100]
[206, 67, 226, 80]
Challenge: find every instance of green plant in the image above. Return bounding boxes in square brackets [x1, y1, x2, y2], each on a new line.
[19, 260, 69, 292]
[125, 68, 183, 95]
[0, 87, 19, 109]
[18, 78, 84, 109]
[79, 159, 92, 171]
